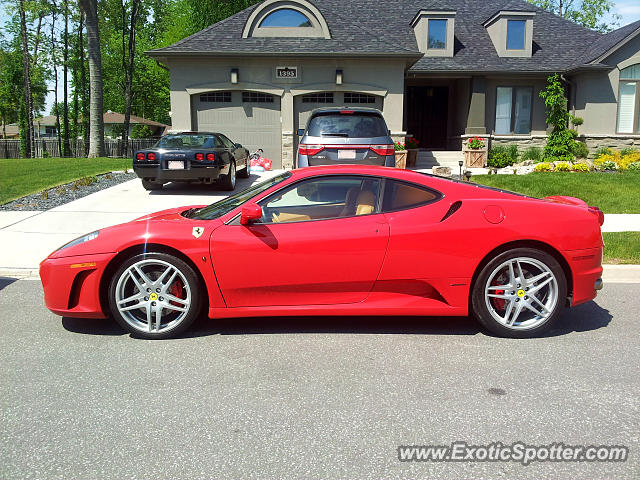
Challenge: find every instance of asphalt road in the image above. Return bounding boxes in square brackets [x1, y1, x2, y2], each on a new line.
[1, 279, 638, 480]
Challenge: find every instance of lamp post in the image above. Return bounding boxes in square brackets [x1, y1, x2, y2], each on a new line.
[458, 160, 463, 179]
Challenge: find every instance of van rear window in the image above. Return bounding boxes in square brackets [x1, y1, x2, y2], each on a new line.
[306, 112, 388, 138]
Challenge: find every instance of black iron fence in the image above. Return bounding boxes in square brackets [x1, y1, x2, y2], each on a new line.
[0, 138, 158, 159]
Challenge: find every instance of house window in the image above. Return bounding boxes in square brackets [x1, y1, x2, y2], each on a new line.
[427, 19, 447, 49]
[506, 20, 526, 50]
[495, 87, 533, 134]
[242, 92, 274, 103]
[302, 92, 334, 103]
[259, 9, 312, 27]
[344, 92, 376, 104]
[200, 92, 232, 103]
[617, 64, 640, 133]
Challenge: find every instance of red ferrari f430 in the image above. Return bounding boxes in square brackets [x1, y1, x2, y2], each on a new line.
[40, 166, 604, 339]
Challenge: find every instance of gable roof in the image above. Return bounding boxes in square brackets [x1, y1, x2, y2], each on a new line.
[571, 19, 640, 69]
[148, 0, 621, 74]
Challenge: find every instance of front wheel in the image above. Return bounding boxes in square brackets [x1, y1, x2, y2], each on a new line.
[108, 253, 202, 339]
[471, 248, 567, 338]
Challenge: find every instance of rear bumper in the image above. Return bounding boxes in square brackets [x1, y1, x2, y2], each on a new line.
[298, 154, 394, 168]
[133, 164, 226, 182]
[565, 246, 604, 306]
[40, 253, 113, 319]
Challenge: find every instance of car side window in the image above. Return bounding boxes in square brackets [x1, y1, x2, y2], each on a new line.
[382, 180, 441, 212]
[219, 134, 236, 149]
[213, 135, 226, 148]
[259, 176, 381, 224]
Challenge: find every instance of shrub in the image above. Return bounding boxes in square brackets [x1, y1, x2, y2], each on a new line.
[521, 146, 543, 162]
[487, 151, 513, 168]
[572, 162, 590, 172]
[619, 151, 640, 170]
[573, 141, 589, 159]
[620, 147, 637, 157]
[595, 147, 613, 158]
[555, 162, 571, 172]
[600, 160, 618, 171]
[570, 116, 584, 126]
[131, 124, 154, 139]
[540, 74, 575, 162]
[628, 162, 640, 171]
[534, 162, 553, 172]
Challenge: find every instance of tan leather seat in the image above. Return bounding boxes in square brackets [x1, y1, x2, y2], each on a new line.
[340, 187, 361, 217]
[271, 212, 312, 223]
[355, 190, 375, 216]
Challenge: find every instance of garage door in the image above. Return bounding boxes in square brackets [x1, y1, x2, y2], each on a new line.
[294, 92, 384, 161]
[193, 91, 282, 169]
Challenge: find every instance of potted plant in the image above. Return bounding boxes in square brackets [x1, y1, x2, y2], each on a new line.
[463, 136, 488, 167]
[405, 137, 419, 167]
[394, 141, 407, 169]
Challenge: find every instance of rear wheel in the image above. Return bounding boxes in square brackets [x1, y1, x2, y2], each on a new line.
[108, 253, 202, 339]
[218, 161, 236, 191]
[471, 248, 567, 338]
[141, 179, 163, 191]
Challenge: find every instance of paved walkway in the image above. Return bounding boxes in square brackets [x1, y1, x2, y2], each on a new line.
[1, 172, 638, 281]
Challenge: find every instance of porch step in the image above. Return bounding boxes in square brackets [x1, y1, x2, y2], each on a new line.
[412, 150, 464, 169]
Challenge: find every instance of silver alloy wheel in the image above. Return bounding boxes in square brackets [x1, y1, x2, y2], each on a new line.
[114, 259, 191, 334]
[484, 257, 558, 330]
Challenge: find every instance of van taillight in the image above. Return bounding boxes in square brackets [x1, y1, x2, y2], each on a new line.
[298, 144, 324, 156]
[588, 206, 605, 226]
[370, 145, 394, 156]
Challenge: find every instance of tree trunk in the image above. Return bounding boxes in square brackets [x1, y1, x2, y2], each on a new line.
[121, 0, 139, 158]
[51, 7, 62, 156]
[78, 12, 89, 155]
[62, 0, 71, 156]
[78, 0, 105, 157]
[18, 0, 34, 158]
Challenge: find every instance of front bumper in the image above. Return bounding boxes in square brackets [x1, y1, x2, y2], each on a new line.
[133, 163, 226, 182]
[40, 253, 113, 318]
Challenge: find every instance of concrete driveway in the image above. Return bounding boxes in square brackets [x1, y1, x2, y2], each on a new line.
[0, 171, 282, 276]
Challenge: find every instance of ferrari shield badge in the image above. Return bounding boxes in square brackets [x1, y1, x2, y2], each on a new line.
[192, 226, 205, 238]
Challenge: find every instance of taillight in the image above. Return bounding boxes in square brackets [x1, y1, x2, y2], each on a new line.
[588, 206, 605, 226]
[136, 153, 145, 161]
[370, 145, 394, 156]
[147, 152, 156, 161]
[206, 153, 215, 161]
[340, 110, 354, 114]
[298, 144, 324, 156]
[195, 153, 204, 161]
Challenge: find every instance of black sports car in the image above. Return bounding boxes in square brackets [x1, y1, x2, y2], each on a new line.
[133, 132, 250, 191]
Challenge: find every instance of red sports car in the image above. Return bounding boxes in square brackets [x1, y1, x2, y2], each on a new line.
[40, 165, 604, 339]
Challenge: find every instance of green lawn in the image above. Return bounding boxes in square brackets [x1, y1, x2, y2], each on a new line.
[0, 157, 132, 205]
[603, 232, 640, 264]
[472, 171, 640, 213]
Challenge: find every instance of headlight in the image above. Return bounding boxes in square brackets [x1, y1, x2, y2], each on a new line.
[57, 231, 100, 251]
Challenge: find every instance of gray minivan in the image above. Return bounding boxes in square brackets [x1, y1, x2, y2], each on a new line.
[296, 107, 395, 168]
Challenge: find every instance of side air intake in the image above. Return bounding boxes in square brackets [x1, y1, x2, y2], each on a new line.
[440, 201, 462, 222]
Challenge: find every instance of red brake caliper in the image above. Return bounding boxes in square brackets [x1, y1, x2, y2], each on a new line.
[491, 280, 506, 311]
[169, 281, 184, 307]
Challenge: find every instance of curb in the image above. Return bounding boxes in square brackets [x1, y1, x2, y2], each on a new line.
[2, 264, 639, 284]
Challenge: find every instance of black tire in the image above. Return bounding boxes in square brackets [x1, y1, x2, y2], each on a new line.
[108, 252, 202, 339]
[217, 161, 236, 191]
[238, 157, 250, 178]
[471, 248, 567, 338]
[141, 179, 163, 191]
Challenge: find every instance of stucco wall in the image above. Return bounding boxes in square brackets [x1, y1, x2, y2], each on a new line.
[572, 35, 640, 136]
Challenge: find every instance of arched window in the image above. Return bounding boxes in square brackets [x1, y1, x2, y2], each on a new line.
[259, 9, 312, 27]
[618, 64, 640, 133]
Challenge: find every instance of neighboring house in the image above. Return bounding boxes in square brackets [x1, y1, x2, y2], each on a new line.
[1, 123, 19, 139]
[1, 112, 167, 140]
[148, 0, 640, 169]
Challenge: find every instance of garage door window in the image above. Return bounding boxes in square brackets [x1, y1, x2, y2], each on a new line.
[200, 92, 232, 103]
[242, 92, 274, 103]
[344, 92, 376, 104]
[302, 92, 334, 103]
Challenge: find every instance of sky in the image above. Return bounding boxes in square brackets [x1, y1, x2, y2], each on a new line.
[1, 1, 640, 117]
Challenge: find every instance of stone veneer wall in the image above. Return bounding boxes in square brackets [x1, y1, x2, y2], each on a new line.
[281, 132, 295, 170]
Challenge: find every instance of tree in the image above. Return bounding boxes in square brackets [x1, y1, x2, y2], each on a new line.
[121, 0, 141, 156]
[18, 0, 35, 158]
[78, 0, 105, 157]
[540, 74, 579, 162]
[528, 0, 620, 32]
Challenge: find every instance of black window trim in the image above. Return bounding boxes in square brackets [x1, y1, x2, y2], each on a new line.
[493, 85, 534, 135]
[225, 173, 444, 225]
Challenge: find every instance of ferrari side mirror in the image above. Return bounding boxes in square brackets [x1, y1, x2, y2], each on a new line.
[240, 203, 263, 225]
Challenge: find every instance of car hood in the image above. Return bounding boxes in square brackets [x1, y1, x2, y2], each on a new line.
[133, 205, 207, 222]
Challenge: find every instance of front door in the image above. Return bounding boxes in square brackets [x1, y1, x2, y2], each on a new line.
[406, 86, 449, 149]
[210, 175, 389, 307]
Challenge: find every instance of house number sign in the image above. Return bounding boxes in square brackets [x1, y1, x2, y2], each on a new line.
[276, 66, 298, 79]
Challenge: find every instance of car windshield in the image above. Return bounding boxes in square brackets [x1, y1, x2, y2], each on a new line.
[155, 134, 216, 148]
[186, 172, 292, 220]
[306, 112, 388, 138]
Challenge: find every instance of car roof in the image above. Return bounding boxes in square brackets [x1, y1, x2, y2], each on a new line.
[164, 131, 224, 136]
[309, 107, 383, 115]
